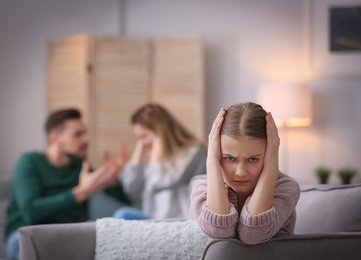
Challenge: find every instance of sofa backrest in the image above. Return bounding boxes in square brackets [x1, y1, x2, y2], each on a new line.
[189, 175, 361, 235]
[295, 184, 361, 234]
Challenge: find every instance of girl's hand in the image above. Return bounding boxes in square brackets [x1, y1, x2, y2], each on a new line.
[262, 112, 280, 172]
[207, 108, 226, 164]
[206, 108, 230, 214]
[247, 112, 280, 215]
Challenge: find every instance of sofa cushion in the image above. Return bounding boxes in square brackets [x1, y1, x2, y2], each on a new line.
[295, 184, 361, 234]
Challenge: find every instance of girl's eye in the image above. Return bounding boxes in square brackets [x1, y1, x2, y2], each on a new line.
[248, 157, 258, 163]
[224, 156, 235, 162]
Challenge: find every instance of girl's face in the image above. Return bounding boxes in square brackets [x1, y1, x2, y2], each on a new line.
[132, 123, 154, 149]
[220, 134, 266, 196]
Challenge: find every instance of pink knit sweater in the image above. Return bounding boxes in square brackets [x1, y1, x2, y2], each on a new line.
[191, 172, 300, 245]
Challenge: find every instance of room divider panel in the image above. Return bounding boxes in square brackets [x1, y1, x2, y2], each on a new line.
[47, 35, 204, 166]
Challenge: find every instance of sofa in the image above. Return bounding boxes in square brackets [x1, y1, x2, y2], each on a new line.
[0, 176, 132, 260]
[18, 176, 361, 260]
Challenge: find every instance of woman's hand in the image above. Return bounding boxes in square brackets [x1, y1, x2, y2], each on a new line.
[149, 135, 162, 165]
[130, 140, 147, 166]
[206, 108, 231, 214]
[103, 145, 128, 184]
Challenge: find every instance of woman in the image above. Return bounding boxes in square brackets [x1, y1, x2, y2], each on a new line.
[191, 102, 300, 245]
[114, 103, 206, 220]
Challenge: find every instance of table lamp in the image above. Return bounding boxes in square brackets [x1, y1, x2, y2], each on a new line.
[257, 84, 312, 172]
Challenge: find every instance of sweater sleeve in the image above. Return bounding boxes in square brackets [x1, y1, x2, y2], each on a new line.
[237, 173, 301, 245]
[121, 163, 145, 195]
[12, 154, 80, 225]
[175, 146, 207, 187]
[190, 180, 239, 239]
[152, 146, 207, 192]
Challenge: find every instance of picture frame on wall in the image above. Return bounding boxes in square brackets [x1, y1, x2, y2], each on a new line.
[309, 0, 361, 78]
[330, 6, 361, 52]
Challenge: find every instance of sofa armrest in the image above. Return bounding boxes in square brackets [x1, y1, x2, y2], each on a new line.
[19, 222, 96, 260]
[202, 233, 361, 260]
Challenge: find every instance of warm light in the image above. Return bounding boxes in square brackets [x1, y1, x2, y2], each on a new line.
[257, 84, 312, 128]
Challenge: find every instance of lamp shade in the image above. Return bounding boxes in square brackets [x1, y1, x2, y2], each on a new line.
[257, 84, 312, 127]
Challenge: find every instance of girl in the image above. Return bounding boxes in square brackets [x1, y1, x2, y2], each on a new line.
[114, 103, 207, 220]
[191, 102, 300, 245]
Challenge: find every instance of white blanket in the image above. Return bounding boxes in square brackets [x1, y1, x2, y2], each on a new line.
[95, 218, 208, 260]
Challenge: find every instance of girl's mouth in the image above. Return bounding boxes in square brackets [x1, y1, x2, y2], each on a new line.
[233, 180, 250, 184]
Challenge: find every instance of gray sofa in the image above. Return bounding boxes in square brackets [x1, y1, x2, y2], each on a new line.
[18, 178, 361, 260]
[0, 176, 130, 260]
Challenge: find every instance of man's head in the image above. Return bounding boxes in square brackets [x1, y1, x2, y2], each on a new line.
[45, 109, 89, 159]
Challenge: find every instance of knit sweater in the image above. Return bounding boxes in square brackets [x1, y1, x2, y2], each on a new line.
[5, 152, 130, 239]
[121, 145, 207, 219]
[191, 172, 300, 245]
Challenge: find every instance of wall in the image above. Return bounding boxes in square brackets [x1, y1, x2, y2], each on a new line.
[124, 0, 307, 121]
[123, 0, 312, 183]
[1, 0, 360, 184]
[123, 0, 361, 184]
[0, 0, 121, 177]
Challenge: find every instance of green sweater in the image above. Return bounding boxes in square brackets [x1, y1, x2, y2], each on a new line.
[5, 152, 130, 239]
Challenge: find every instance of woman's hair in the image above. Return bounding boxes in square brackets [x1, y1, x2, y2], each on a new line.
[131, 103, 200, 161]
[221, 102, 267, 140]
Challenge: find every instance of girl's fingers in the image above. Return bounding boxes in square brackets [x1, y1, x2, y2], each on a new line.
[267, 113, 278, 134]
[266, 112, 280, 150]
[212, 108, 226, 130]
[213, 108, 225, 125]
[269, 112, 278, 131]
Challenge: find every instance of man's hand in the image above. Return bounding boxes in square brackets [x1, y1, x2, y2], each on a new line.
[103, 145, 128, 184]
[73, 160, 119, 202]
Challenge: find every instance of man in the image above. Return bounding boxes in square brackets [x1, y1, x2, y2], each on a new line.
[4, 109, 130, 260]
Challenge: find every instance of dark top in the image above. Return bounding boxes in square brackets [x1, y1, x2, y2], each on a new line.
[5, 152, 130, 239]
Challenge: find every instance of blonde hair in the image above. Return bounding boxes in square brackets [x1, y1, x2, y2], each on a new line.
[221, 102, 267, 140]
[131, 103, 200, 161]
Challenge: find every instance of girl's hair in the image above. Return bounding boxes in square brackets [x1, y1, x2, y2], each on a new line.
[221, 102, 267, 140]
[131, 103, 200, 161]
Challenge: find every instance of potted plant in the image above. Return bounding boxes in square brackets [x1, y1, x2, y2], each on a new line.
[338, 168, 357, 185]
[315, 167, 331, 184]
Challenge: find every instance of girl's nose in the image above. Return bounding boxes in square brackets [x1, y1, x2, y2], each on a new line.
[235, 162, 247, 177]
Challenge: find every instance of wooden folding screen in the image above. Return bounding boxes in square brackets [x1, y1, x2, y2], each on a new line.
[47, 35, 204, 166]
